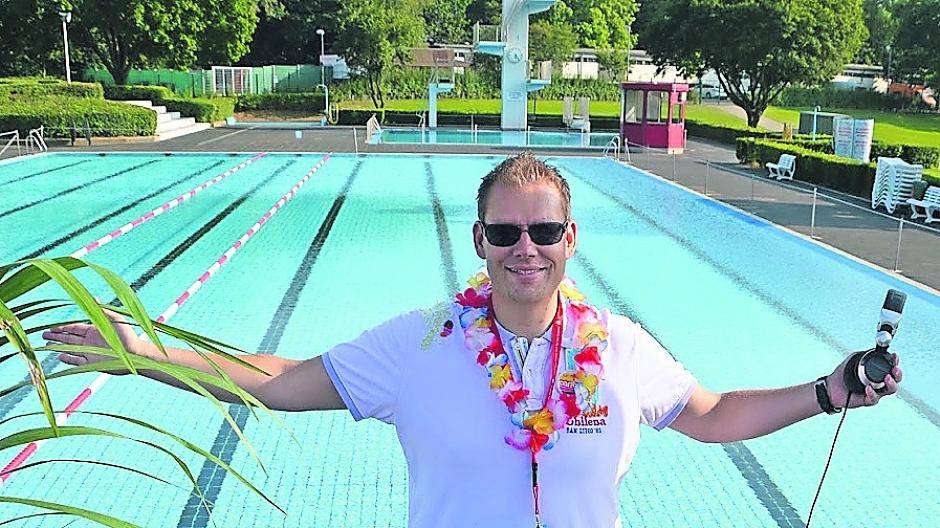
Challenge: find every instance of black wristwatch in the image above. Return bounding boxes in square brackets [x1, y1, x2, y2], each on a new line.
[814, 376, 842, 415]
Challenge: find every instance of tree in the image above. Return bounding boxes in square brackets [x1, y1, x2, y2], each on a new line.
[0, 0, 72, 77]
[241, 0, 340, 66]
[529, 20, 578, 70]
[424, 0, 472, 45]
[62, 0, 258, 85]
[467, 0, 500, 25]
[853, 0, 897, 71]
[537, 0, 638, 81]
[892, 0, 940, 85]
[336, 0, 426, 108]
[642, 0, 867, 127]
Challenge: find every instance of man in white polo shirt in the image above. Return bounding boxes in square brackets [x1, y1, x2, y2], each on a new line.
[49, 152, 902, 528]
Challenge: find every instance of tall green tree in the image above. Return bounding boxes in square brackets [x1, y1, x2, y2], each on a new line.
[61, 0, 258, 85]
[241, 0, 339, 66]
[336, 0, 426, 108]
[642, 0, 867, 127]
[892, 0, 940, 85]
[424, 0, 472, 45]
[854, 0, 898, 71]
[0, 0, 73, 77]
[537, 0, 638, 81]
[529, 20, 578, 68]
[467, 0, 500, 25]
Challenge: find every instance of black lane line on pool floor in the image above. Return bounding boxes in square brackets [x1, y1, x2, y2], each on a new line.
[0, 159, 161, 220]
[0, 160, 298, 422]
[562, 161, 940, 430]
[17, 160, 228, 261]
[574, 253, 805, 528]
[425, 162, 459, 293]
[422, 161, 804, 528]
[177, 160, 361, 528]
[0, 158, 92, 190]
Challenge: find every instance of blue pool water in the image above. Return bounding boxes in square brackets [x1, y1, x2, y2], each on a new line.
[370, 127, 618, 148]
[1, 152, 938, 527]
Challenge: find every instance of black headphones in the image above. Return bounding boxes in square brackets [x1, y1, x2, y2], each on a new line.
[842, 289, 905, 394]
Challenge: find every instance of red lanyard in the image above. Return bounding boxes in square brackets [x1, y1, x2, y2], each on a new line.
[488, 297, 564, 528]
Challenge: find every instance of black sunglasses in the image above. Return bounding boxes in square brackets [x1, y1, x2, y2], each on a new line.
[479, 221, 568, 247]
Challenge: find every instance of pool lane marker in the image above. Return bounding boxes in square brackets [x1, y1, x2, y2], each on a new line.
[0, 160, 299, 422]
[0, 158, 93, 190]
[0, 153, 333, 484]
[177, 159, 361, 528]
[71, 152, 269, 259]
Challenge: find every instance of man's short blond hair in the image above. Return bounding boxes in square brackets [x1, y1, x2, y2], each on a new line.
[476, 152, 572, 221]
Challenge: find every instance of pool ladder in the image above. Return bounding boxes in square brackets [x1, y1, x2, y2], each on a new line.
[0, 130, 21, 158]
[603, 135, 629, 163]
[26, 127, 48, 153]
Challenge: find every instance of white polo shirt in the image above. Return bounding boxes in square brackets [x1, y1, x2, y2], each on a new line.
[322, 302, 697, 528]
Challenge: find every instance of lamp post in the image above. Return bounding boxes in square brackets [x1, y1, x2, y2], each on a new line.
[58, 11, 72, 83]
[885, 45, 892, 85]
[316, 28, 326, 83]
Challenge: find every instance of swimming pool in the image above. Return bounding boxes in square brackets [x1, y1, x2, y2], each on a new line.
[370, 127, 618, 148]
[1, 152, 938, 527]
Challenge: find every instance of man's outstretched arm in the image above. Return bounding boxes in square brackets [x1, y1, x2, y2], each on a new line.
[670, 354, 902, 443]
[43, 317, 346, 413]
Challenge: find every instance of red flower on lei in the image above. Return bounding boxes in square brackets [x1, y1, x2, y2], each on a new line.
[455, 273, 608, 456]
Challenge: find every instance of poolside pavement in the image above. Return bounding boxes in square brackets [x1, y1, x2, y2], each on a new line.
[40, 126, 940, 292]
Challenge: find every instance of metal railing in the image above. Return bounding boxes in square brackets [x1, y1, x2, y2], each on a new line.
[26, 127, 48, 153]
[603, 135, 628, 162]
[472, 22, 501, 44]
[0, 131, 21, 158]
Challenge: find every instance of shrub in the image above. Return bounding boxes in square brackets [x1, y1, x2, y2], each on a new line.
[686, 118, 770, 144]
[164, 97, 235, 123]
[776, 86, 915, 111]
[104, 85, 175, 102]
[104, 85, 234, 122]
[0, 78, 103, 99]
[236, 92, 326, 112]
[740, 138, 875, 197]
[0, 95, 156, 137]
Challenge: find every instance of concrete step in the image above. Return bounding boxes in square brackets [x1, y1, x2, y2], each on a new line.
[150, 105, 167, 114]
[124, 100, 153, 108]
[156, 117, 197, 134]
[156, 122, 211, 141]
[157, 111, 181, 123]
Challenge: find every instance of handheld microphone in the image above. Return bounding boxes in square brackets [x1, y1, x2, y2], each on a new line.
[842, 289, 906, 394]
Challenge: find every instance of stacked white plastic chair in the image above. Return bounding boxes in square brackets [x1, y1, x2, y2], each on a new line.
[872, 157, 923, 213]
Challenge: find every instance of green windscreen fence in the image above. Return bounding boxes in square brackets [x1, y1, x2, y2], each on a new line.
[83, 65, 332, 96]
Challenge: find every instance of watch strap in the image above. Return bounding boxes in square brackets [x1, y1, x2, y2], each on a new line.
[815, 376, 842, 415]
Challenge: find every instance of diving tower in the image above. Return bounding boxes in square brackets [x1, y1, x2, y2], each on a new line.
[474, 0, 556, 130]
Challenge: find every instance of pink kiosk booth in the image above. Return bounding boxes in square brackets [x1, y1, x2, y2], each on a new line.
[620, 82, 689, 153]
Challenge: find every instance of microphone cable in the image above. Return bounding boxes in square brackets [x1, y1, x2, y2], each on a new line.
[805, 391, 853, 528]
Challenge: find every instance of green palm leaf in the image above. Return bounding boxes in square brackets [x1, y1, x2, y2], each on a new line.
[0, 298, 57, 434]
[0, 496, 138, 527]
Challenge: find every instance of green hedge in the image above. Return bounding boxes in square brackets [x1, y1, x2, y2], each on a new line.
[236, 92, 326, 112]
[685, 118, 770, 144]
[776, 86, 915, 111]
[104, 85, 175, 102]
[739, 138, 876, 197]
[0, 95, 156, 137]
[737, 136, 940, 169]
[104, 85, 234, 122]
[0, 78, 103, 99]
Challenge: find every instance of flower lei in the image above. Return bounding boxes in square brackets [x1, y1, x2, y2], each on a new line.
[453, 271, 608, 455]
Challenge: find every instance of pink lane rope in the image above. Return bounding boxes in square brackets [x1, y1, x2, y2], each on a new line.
[71, 152, 269, 259]
[0, 152, 333, 484]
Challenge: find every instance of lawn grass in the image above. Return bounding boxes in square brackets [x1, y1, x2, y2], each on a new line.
[764, 106, 940, 147]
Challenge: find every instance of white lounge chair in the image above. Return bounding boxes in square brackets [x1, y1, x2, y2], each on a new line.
[766, 154, 796, 180]
[562, 97, 574, 127]
[907, 185, 940, 224]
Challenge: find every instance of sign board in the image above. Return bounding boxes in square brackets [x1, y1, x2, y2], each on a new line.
[833, 117, 874, 163]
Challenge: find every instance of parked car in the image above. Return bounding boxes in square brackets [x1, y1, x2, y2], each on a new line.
[699, 83, 727, 99]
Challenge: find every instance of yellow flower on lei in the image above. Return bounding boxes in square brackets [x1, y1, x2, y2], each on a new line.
[577, 371, 599, 395]
[523, 409, 556, 436]
[468, 271, 490, 289]
[489, 363, 511, 389]
[577, 321, 608, 347]
[559, 281, 585, 302]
